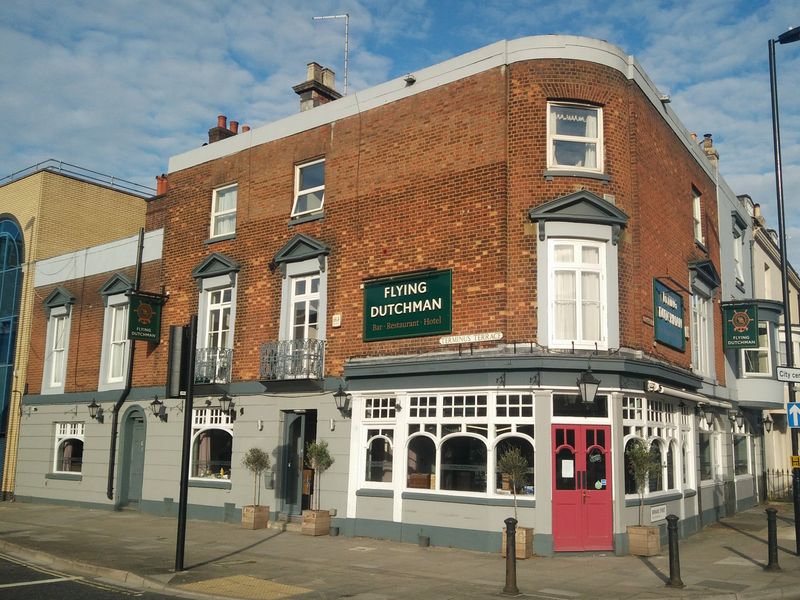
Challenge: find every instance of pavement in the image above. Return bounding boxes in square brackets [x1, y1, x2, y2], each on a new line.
[1, 502, 800, 600]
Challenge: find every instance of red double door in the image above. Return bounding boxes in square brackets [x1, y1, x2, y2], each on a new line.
[552, 424, 613, 551]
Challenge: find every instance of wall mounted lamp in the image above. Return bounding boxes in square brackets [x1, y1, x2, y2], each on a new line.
[333, 383, 352, 417]
[87, 399, 104, 423]
[218, 393, 234, 415]
[729, 410, 744, 429]
[696, 404, 714, 428]
[761, 413, 774, 433]
[150, 395, 168, 422]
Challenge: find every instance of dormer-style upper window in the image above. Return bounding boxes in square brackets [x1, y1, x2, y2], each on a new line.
[292, 159, 325, 217]
[547, 103, 603, 172]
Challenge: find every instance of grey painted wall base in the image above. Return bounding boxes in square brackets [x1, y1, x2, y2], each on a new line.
[534, 533, 553, 556]
[15, 495, 114, 512]
[614, 532, 628, 556]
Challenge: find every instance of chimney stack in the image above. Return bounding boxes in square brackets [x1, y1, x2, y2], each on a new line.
[155, 174, 168, 196]
[208, 114, 237, 144]
[702, 133, 719, 168]
[292, 62, 342, 112]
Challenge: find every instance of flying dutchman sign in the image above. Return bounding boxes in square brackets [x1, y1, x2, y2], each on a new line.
[364, 270, 452, 341]
[127, 292, 164, 343]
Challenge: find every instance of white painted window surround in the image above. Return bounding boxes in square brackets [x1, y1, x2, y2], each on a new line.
[98, 293, 129, 392]
[42, 306, 71, 394]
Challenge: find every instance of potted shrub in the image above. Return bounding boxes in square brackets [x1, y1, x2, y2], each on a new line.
[241, 447, 271, 530]
[626, 439, 662, 555]
[498, 446, 534, 558]
[302, 440, 334, 536]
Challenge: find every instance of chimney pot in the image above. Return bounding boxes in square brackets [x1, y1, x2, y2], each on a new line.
[242, 125, 250, 132]
[306, 62, 323, 83]
[230, 120, 239, 134]
[156, 174, 168, 196]
[321, 68, 335, 90]
[217, 115, 227, 128]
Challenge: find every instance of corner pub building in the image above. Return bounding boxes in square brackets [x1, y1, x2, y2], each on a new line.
[14, 36, 768, 556]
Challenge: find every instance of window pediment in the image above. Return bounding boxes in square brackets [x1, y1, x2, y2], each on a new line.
[272, 233, 330, 276]
[689, 259, 720, 292]
[99, 273, 132, 300]
[529, 190, 628, 244]
[43, 286, 76, 317]
[192, 252, 240, 287]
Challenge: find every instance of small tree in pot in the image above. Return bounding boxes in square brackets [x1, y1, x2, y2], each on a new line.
[625, 438, 662, 555]
[497, 446, 534, 558]
[241, 447, 271, 529]
[303, 440, 335, 536]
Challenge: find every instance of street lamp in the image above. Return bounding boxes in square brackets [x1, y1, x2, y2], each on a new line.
[577, 369, 601, 404]
[768, 25, 800, 555]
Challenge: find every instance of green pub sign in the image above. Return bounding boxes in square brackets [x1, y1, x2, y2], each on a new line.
[128, 293, 163, 343]
[364, 270, 452, 341]
[723, 303, 758, 349]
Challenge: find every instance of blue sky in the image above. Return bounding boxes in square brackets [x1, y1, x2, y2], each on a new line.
[1, 0, 799, 265]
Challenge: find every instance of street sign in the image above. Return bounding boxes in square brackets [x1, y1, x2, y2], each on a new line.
[792, 456, 800, 469]
[777, 366, 800, 383]
[789, 402, 800, 429]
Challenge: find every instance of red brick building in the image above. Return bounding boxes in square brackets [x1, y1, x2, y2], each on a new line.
[17, 36, 758, 555]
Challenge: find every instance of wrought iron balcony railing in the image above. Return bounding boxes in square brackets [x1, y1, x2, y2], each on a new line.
[259, 339, 325, 380]
[194, 347, 233, 384]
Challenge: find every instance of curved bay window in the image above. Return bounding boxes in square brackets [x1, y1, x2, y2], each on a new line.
[407, 435, 436, 489]
[441, 436, 487, 492]
[54, 422, 84, 473]
[191, 408, 233, 479]
[366, 429, 393, 482]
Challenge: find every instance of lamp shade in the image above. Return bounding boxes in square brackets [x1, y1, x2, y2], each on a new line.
[577, 369, 601, 404]
[333, 384, 352, 414]
[218, 393, 233, 413]
[87, 399, 100, 419]
[150, 396, 163, 417]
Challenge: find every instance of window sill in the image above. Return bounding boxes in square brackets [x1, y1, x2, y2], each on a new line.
[46, 472, 82, 481]
[288, 211, 324, 226]
[356, 488, 394, 498]
[188, 479, 232, 490]
[695, 239, 708, 253]
[683, 488, 697, 498]
[544, 169, 611, 182]
[204, 233, 236, 245]
[401, 490, 535, 507]
[624, 491, 683, 507]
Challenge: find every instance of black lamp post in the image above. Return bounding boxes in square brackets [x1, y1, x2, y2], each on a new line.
[768, 25, 800, 555]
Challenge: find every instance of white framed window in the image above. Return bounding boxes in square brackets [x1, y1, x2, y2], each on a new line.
[778, 330, 800, 368]
[732, 418, 751, 477]
[292, 158, 325, 217]
[210, 183, 237, 238]
[693, 188, 704, 244]
[191, 408, 233, 479]
[547, 103, 603, 172]
[42, 307, 71, 394]
[53, 422, 85, 474]
[290, 273, 320, 342]
[548, 239, 606, 349]
[98, 293, 130, 391]
[733, 233, 744, 284]
[697, 413, 719, 482]
[205, 286, 232, 350]
[741, 321, 771, 377]
[691, 293, 712, 377]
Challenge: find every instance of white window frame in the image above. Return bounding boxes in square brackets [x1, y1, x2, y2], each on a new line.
[98, 293, 129, 391]
[691, 292, 712, 377]
[289, 273, 320, 342]
[42, 307, 71, 394]
[190, 407, 233, 480]
[547, 238, 607, 350]
[697, 415, 720, 483]
[693, 188, 704, 244]
[546, 102, 603, 173]
[741, 321, 772, 377]
[732, 423, 751, 478]
[53, 422, 85, 474]
[291, 158, 325, 217]
[210, 183, 237, 239]
[732, 231, 744, 285]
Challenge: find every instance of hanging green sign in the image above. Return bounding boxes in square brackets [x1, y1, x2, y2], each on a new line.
[128, 293, 164, 343]
[723, 304, 758, 348]
[364, 270, 452, 341]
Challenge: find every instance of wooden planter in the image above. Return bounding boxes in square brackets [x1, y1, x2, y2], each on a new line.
[302, 509, 331, 536]
[627, 525, 660, 556]
[501, 526, 534, 559]
[242, 505, 269, 530]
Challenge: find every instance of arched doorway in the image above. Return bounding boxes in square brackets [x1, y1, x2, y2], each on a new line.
[117, 405, 147, 508]
[0, 217, 24, 487]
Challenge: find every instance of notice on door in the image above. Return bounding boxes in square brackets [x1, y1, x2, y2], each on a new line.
[561, 459, 574, 479]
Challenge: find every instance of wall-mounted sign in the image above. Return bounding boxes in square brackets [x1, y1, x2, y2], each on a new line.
[653, 280, 685, 351]
[364, 270, 452, 341]
[723, 303, 758, 349]
[128, 293, 164, 343]
[650, 504, 667, 522]
[440, 332, 503, 345]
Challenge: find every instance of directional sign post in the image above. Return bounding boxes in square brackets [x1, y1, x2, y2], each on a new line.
[789, 403, 800, 429]
[778, 366, 800, 384]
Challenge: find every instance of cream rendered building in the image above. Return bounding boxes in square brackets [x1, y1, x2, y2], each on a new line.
[0, 162, 151, 498]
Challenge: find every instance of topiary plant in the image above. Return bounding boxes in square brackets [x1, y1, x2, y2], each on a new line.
[497, 446, 530, 521]
[626, 439, 661, 525]
[242, 447, 271, 507]
[305, 440, 334, 511]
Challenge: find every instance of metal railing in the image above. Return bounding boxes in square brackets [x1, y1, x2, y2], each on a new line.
[766, 469, 794, 502]
[259, 339, 325, 380]
[1, 159, 156, 197]
[194, 348, 233, 384]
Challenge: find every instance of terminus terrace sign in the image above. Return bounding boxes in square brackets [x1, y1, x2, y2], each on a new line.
[364, 270, 452, 341]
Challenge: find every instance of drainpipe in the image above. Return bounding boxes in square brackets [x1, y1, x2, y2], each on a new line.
[106, 228, 144, 501]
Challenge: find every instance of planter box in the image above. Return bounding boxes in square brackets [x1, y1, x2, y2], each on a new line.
[302, 509, 331, 536]
[242, 505, 269, 530]
[627, 525, 660, 556]
[501, 526, 534, 559]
